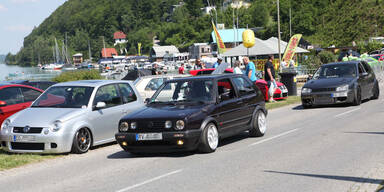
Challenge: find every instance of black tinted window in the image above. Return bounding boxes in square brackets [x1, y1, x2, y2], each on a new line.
[94, 84, 122, 108]
[233, 77, 256, 96]
[361, 61, 372, 73]
[0, 87, 24, 105]
[21, 88, 41, 102]
[118, 83, 137, 103]
[217, 79, 236, 101]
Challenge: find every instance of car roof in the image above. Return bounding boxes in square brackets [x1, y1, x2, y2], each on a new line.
[52, 80, 132, 87]
[138, 74, 189, 79]
[167, 74, 243, 82]
[322, 61, 360, 66]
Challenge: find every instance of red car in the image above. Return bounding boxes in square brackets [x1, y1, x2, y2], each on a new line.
[0, 84, 44, 126]
[189, 68, 288, 101]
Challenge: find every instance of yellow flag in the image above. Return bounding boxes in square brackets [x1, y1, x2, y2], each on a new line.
[138, 43, 142, 56]
[212, 21, 226, 54]
[282, 34, 302, 63]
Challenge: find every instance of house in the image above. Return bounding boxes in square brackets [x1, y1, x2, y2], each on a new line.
[101, 48, 118, 58]
[149, 45, 180, 62]
[113, 31, 127, 46]
[72, 53, 83, 66]
[188, 43, 212, 59]
[223, 0, 251, 9]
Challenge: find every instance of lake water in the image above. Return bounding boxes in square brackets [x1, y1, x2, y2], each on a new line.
[0, 62, 61, 81]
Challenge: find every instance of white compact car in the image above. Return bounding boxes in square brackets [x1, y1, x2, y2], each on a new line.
[0, 80, 144, 154]
[133, 74, 189, 99]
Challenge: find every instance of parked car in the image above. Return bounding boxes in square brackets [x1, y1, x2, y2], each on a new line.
[189, 68, 288, 101]
[301, 61, 379, 108]
[133, 74, 189, 99]
[0, 84, 44, 126]
[115, 74, 267, 153]
[0, 80, 144, 153]
[4, 80, 57, 90]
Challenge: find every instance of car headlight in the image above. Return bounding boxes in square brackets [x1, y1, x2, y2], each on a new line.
[175, 120, 185, 130]
[1, 119, 11, 134]
[165, 121, 172, 129]
[336, 85, 349, 92]
[302, 88, 312, 94]
[130, 122, 137, 129]
[51, 120, 62, 132]
[119, 122, 129, 132]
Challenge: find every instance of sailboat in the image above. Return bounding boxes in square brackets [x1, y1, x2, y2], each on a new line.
[41, 38, 64, 70]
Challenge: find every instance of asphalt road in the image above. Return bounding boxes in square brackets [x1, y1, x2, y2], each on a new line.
[1, 84, 384, 192]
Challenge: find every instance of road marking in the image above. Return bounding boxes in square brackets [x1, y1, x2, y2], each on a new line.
[334, 107, 361, 118]
[248, 129, 299, 147]
[116, 169, 183, 192]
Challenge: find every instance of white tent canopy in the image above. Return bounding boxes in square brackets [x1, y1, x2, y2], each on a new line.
[222, 37, 309, 57]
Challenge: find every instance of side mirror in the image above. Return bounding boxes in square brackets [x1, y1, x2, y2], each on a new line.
[144, 98, 151, 104]
[0, 101, 6, 107]
[94, 102, 106, 110]
[360, 72, 368, 77]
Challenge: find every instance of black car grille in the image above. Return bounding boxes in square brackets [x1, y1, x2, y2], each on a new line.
[13, 127, 43, 134]
[11, 142, 44, 150]
[311, 88, 336, 92]
[136, 121, 166, 132]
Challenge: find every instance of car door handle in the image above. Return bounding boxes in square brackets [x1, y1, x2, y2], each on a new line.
[236, 101, 243, 105]
[122, 110, 129, 114]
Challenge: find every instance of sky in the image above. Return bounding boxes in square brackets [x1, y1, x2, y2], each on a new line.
[0, 0, 67, 54]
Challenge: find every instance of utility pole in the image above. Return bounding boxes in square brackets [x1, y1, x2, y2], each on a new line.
[277, 0, 282, 72]
[102, 36, 106, 58]
[289, 6, 292, 38]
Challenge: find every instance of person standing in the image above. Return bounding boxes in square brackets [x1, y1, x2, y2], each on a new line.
[233, 60, 242, 74]
[152, 63, 160, 75]
[243, 57, 257, 82]
[264, 55, 276, 102]
[213, 57, 223, 68]
[179, 63, 185, 74]
[194, 58, 203, 70]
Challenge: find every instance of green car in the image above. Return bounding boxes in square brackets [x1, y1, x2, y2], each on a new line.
[362, 56, 381, 68]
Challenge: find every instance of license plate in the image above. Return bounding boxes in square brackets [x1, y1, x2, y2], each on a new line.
[13, 135, 36, 142]
[136, 133, 162, 141]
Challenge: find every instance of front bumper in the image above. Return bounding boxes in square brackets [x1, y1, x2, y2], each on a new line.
[0, 130, 73, 154]
[115, 129, 202, 153]
[301, 90, 354, 105]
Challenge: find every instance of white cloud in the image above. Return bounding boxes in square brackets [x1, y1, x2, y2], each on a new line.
[0, 4, 7, 11]
[10, 0, 39, 3]
[4, 25, 33, 32]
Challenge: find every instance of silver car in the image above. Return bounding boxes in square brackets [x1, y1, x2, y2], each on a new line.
[0, 80, 144, 154]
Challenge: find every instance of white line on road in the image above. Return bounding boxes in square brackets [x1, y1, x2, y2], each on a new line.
[116, 169, 183, 192]
[248, 129, 299, 147]
[334, 107, 361, 118]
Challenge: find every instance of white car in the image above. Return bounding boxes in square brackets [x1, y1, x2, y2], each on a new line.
[0, 80, 144, 154]
[133, 74, 189, 99]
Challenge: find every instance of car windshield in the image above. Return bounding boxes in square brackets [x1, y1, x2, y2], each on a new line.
[151, 79, 214, 104]
[32, 86, 94, 108]
[313, 64, 357, 79]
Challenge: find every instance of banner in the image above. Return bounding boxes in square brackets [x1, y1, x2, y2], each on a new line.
[138, 43, 142, 56]
[212, 21, 226, 54]
[282, 34, 302, 65]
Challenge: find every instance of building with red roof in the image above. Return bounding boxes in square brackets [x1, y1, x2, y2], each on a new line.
[114, 31, 127, 46]
[101, 48, 118, 58]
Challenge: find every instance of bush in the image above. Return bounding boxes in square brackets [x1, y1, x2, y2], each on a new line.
[53, 70, 103, 82]
[318, 51, 336, 64]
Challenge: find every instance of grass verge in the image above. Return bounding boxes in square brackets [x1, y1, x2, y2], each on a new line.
[0, 148, 58, 171]
[266, 96, 301, 110]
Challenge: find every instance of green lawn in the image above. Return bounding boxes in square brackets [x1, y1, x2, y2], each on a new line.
[0, 148, 58, 171]
[266, 96, 301, 110]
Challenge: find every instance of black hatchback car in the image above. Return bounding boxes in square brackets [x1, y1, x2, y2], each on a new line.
[115, 74, 267, 153]
[301, 61, 379, 108]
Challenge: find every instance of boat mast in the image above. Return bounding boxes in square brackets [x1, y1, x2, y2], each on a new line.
[88, 39, 92, 62]
[55, 38, 61, 64]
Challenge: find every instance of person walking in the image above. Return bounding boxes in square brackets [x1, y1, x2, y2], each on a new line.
[178, 63, 185, 74]
[243, 57, 257, 82]
[213, 56, 223, 68]
[264, 55, 276, 102]
[234, 60, 242, 74]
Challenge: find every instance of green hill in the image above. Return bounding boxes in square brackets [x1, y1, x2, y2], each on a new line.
[6, 0, 384, 66]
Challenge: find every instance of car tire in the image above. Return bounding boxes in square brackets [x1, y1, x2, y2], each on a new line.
[352, 87, 361, 106]
[249, 110, 267, 137]
[71, 128, 92, 154]
[198, 123, 219, 153]
[371, 82, 380, 100]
